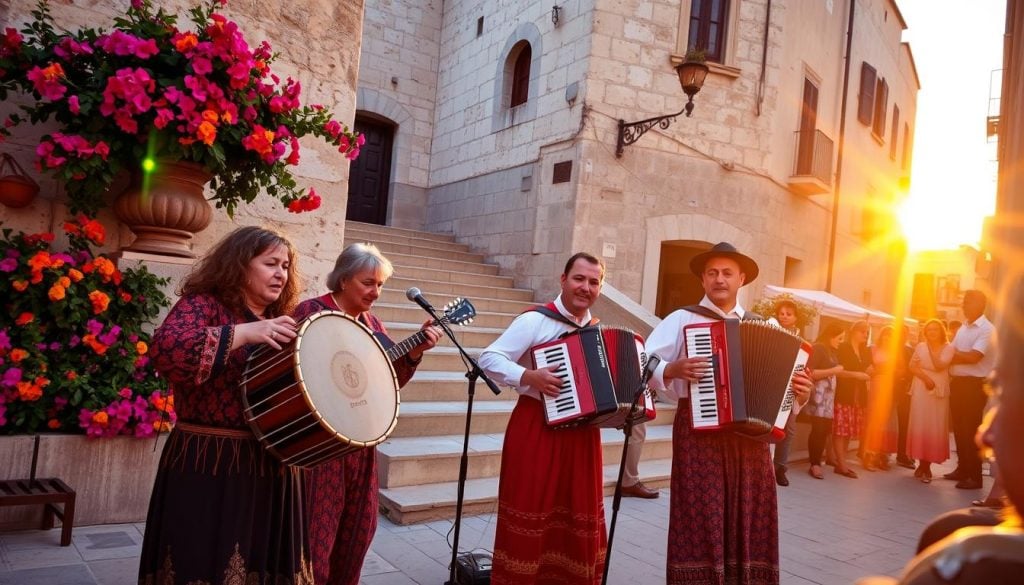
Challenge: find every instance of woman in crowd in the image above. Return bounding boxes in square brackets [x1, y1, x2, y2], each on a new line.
[906, 319, 954, 483]
[294, 242, 441, 585]
[833, 320, 872, 478]
[772, 298, 802, 486]
[803, 323, 846, 480]
[863, 326, 902, 471]
[140, 226, 309, 584]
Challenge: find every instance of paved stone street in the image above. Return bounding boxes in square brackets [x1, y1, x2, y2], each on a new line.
[0, 455, 991, 585]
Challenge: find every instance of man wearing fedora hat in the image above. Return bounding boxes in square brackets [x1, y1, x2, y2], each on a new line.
[646, 242, 813, 585]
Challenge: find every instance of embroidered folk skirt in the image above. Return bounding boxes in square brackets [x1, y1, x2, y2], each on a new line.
[491, 396, 607, 585]
[667, 401, 779, 585]
[305, 446, 378, 585]
[138, 423, 312, 585]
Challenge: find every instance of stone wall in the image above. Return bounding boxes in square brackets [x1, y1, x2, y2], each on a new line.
[0, 0, 365, 300]
[355, 0, 442, 229]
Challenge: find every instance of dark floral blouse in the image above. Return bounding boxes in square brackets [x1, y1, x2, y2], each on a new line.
[150, 292, 259, 429]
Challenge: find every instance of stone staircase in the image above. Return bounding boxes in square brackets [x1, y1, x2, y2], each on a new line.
[345, 220, 675, 524]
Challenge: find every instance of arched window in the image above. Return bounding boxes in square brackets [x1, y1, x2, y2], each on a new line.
[510, 43, 531, 108]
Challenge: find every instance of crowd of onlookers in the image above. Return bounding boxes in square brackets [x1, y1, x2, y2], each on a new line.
[770, 293, 998, 499]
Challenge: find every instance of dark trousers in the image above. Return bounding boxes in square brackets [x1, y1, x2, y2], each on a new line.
[896, 390, 911, 459]
[949, 376, 987, 482]
[807, 416, 833, 466]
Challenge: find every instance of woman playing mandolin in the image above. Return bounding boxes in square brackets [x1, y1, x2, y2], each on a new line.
[293, 242, 442, 585]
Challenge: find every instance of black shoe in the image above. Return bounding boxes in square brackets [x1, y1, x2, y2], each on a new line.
[896, 456, 916, 469]
[775, 467, 789, 487]
[943, 470, 965, 481]
[955, 478, 983, 490]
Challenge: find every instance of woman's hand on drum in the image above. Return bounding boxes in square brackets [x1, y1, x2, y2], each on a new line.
[408, 320, 442, 361]
[664, 356, 711, 382]
[233, 316, 298, 351]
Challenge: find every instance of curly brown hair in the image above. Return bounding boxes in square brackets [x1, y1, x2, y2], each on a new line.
[180, 226, 300, 318]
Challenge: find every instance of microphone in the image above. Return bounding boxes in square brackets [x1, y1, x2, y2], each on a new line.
[641, 354, 662, 385]
[405, 287, 435, 313]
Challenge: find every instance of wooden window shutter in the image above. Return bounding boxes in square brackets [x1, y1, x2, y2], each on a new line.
[873, 77, 889, 138]
[858, 62, 876, 125]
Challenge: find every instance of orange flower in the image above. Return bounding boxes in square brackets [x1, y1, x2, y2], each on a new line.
[91, 411, 109, 426]
[66, 371, 77, 380]
[197, 120, 217, 145]
[88, 290, 110, 314]
[82, 334, 109, 355]
[119, 291, 132, 302]
[48, 284, 66, 301]
[81, 218, 105, 245]
[9, 348, 28, 363]
[68, 268, 84, 282]
[173, 32, 198, 53]
[136, 341, 148, 355]
[153, 420, 172, 432]
[202, 109, 219, 123]
[28, 251, 52, 271]
[47, 419, 61, 430]
[16, 380, 42, 401]
[58, 276, 71, 287]
[15, 312, 33, 326]
[12, 280, 28, 292]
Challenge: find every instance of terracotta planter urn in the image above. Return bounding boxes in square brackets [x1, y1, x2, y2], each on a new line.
[113, 159, 214, 258]
[0, 153, 40, 209]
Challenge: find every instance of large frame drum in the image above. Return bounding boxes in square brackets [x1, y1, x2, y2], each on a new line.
[241, 310, 399, 467]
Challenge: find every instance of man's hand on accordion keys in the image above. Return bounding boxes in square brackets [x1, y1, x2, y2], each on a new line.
[664, 356, 712, 382]
[790, 369, 814, 406]
[521, 365, 566, 397]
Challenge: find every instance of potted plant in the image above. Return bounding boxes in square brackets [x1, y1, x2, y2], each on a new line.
[0, 153, 40, 208]
[0, 216, 174, 437]
[0, 0, 363, 255]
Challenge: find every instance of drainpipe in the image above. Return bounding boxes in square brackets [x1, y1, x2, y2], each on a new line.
[756, 0, 772, 115]
[826, 0, 855, 292]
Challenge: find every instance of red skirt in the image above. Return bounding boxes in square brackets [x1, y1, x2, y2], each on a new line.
[667, 402, 779, 585]
[305, 447, 378, 585]
[491, 396, 607, 585]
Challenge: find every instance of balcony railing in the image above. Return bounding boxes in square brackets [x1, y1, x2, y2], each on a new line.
[791, 129, 834, 186]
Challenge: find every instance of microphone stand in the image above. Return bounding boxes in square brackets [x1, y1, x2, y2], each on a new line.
[601, 357, 660, 585]
[412, 299, 502, 585]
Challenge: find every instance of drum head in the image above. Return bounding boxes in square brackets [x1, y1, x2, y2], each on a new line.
[297, 312, 399, 445]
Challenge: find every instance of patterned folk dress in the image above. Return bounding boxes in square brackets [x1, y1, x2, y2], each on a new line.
[139, 293, 312, 585]
[293, 294, 417, 585]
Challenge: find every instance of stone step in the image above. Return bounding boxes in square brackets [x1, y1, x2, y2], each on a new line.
[415, 346, 485, 372]
[384, 277, 535, 303]
[374, 303, 517, 329]
[388, 399, 677, 439]
[386, 323, 502, 352]
[400, 371, 518, 402]
[345, 221, 456, 244]
[343, 236, 484, 263]
[384, 251, 499, 276]
[379, 289, 534, 312]
[389, 266, 512, 289]
[380, 424, 674, 489]
[378, 457, 673, 525]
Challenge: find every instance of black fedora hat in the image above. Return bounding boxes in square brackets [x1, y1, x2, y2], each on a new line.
[689, 242, 759, 283]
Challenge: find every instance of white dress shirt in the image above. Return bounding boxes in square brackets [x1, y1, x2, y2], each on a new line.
[479, 295, 593, 401]
[950, 314, 996, 378]
[646, 295, 747, 403]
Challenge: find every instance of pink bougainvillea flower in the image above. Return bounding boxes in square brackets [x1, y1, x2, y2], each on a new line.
[26, 63, 67, 100]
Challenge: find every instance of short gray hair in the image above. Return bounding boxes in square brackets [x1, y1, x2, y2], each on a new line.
[326, 242, 394, 292]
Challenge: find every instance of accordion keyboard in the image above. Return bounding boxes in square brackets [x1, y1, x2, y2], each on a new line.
[534, 342, 583, 422]
[684, 327, 720, 428]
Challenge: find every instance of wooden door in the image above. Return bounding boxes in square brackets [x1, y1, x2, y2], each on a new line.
[346, 116, 394, 225]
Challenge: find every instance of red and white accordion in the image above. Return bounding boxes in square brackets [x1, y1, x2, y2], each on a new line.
[530, 326, 656, 429]
[683, 319, 812, 442]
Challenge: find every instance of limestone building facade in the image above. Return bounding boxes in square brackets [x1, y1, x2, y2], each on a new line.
[351, 0, 918, 314]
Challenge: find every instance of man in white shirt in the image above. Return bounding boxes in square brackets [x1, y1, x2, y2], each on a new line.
[646, 242, 812, 585]
[479, 252, 609, 585]
[944, 289, 996, 490]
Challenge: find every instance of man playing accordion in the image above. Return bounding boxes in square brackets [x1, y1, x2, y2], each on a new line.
[646, 242, 813, 585]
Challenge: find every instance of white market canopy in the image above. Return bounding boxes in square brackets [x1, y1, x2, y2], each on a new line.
[762, 285, 908, 324]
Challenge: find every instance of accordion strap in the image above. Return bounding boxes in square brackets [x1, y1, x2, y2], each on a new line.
[526, 302, 599, 329]
[681, 304, 764, 321]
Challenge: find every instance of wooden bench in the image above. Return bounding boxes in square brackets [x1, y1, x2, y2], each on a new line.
[0, 437, 76, 546]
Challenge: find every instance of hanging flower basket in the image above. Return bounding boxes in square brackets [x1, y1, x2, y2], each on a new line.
[0, 153, 40, 209]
